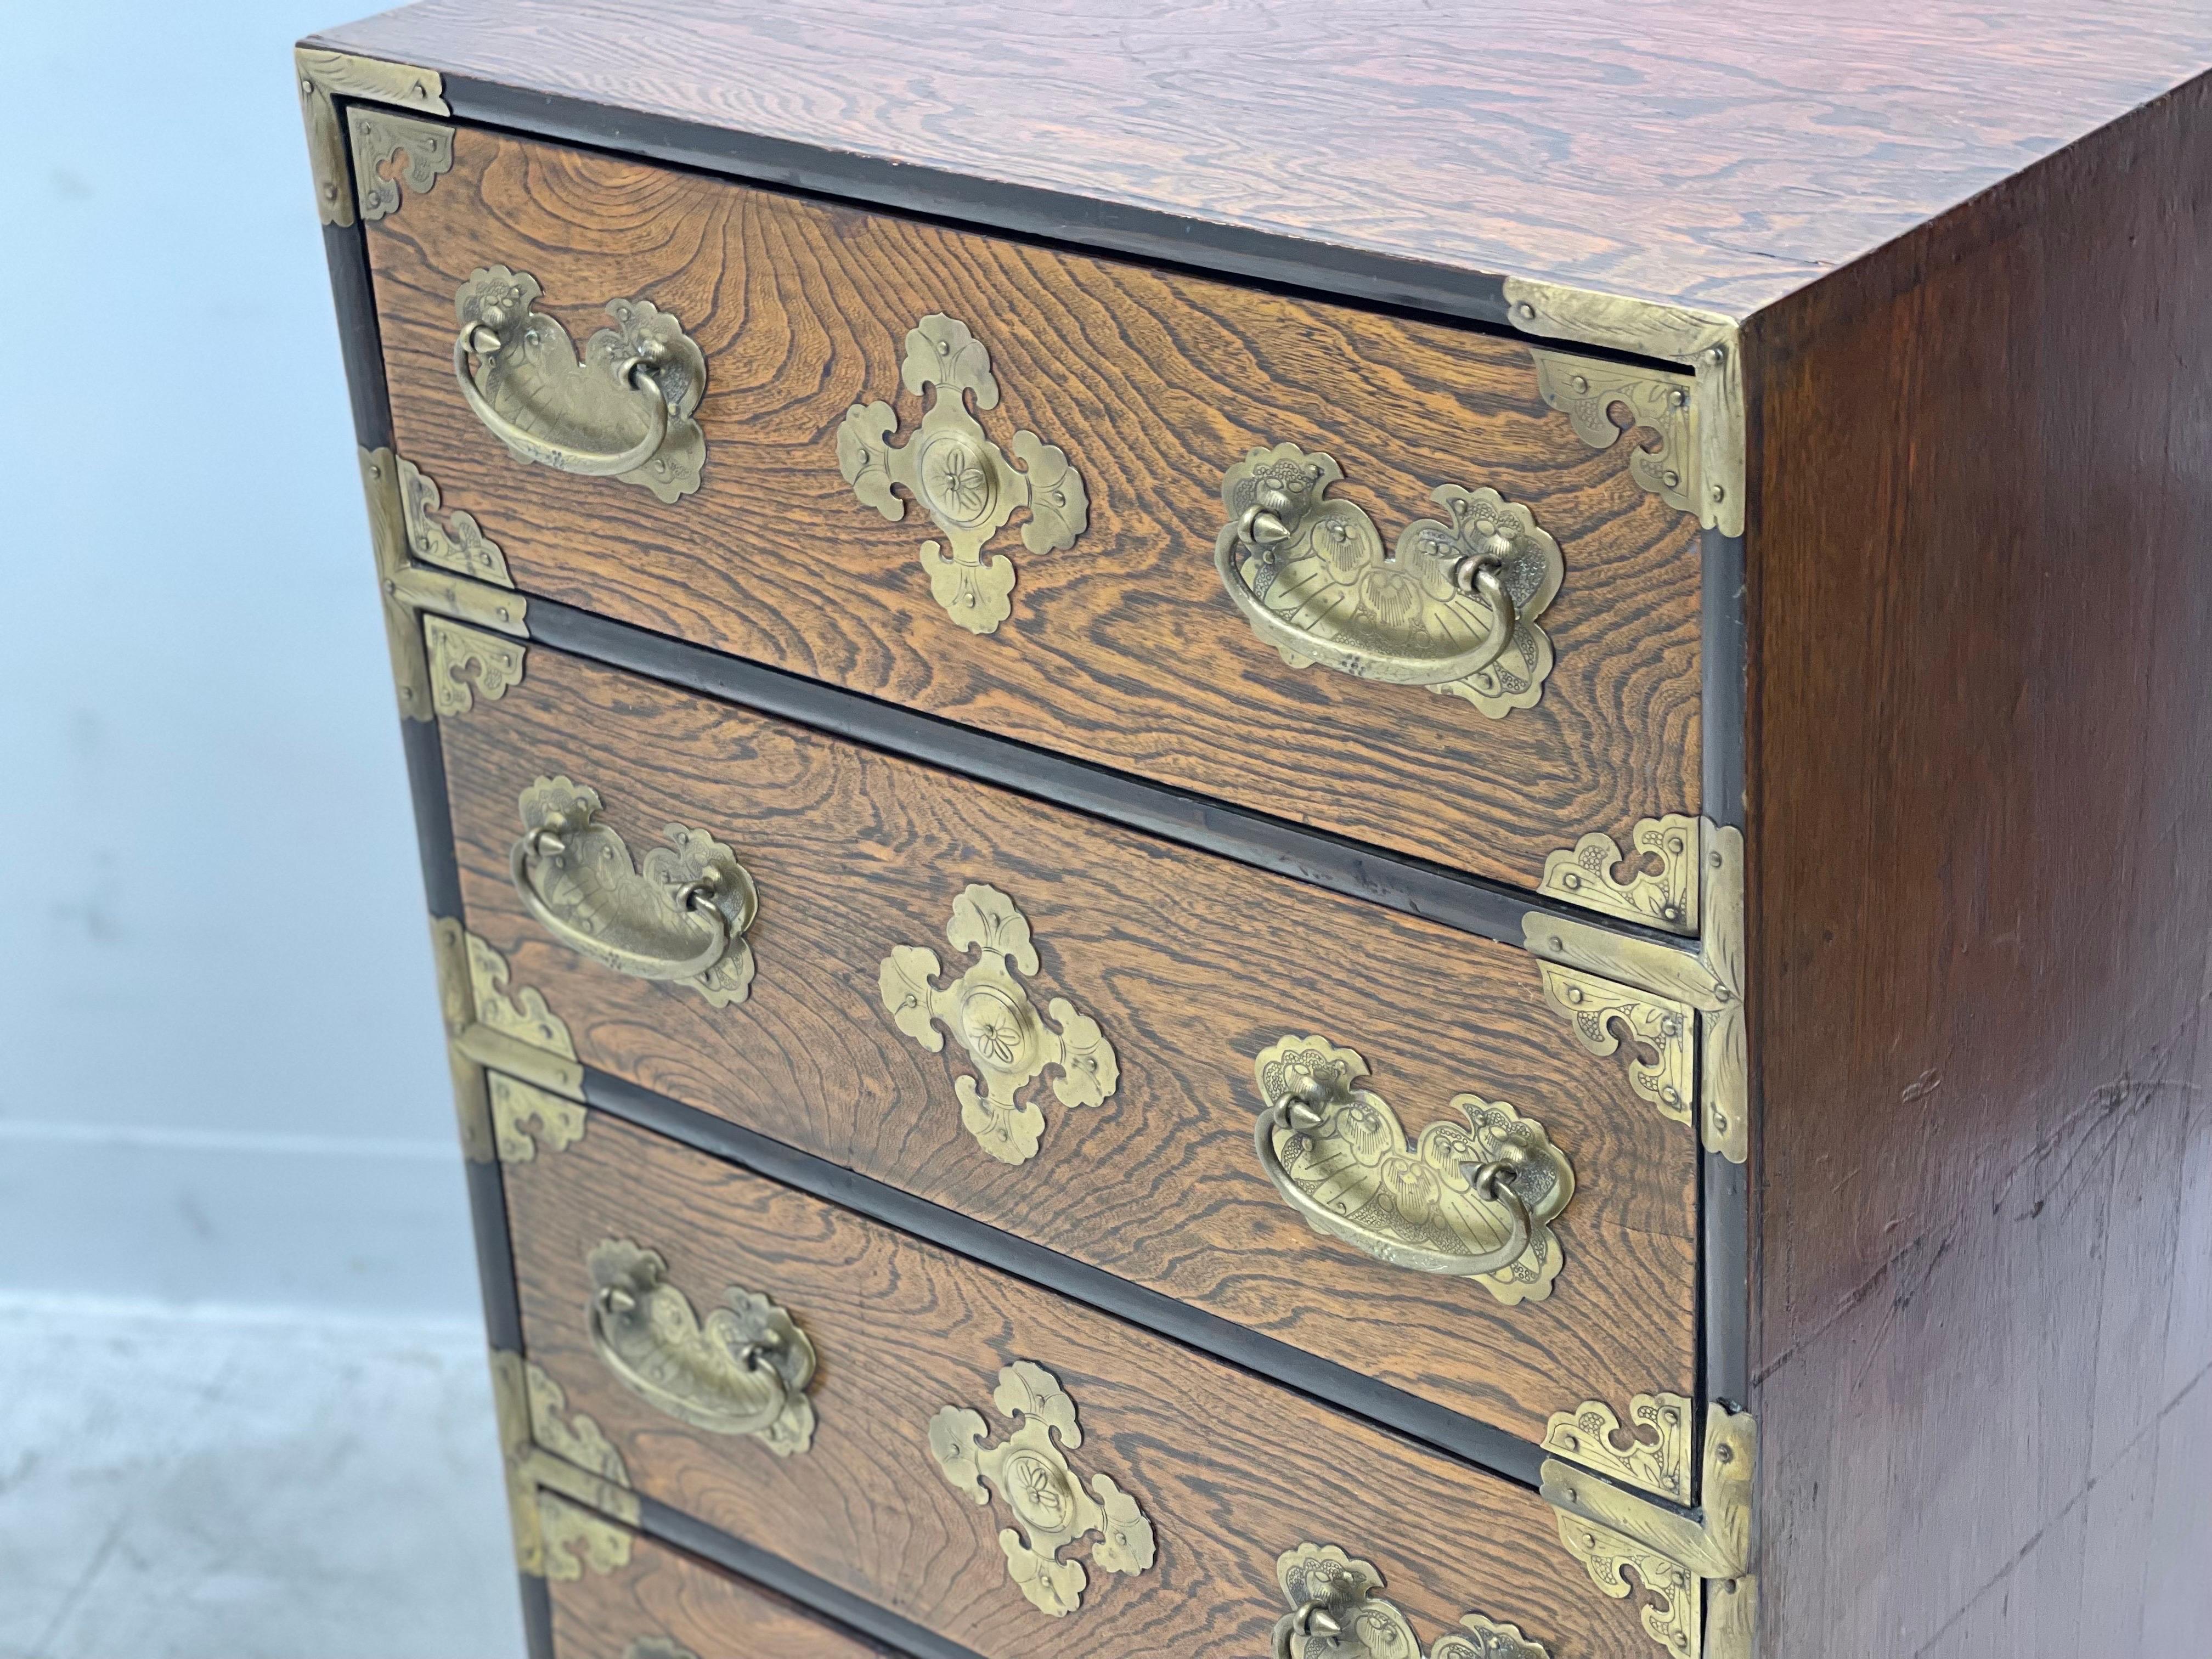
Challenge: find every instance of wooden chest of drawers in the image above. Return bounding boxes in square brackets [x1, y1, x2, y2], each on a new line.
[299, 5, 2212, 1655]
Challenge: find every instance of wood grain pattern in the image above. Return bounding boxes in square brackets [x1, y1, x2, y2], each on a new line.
[319, 0, 2212, 318]
[509, 1110, 1655, 1659]
[1744, 76, 2212, 1655]
[551, 1528, 896, 1659]
[443, 647, 1697, 1448]
[370, 124, 1705, 894]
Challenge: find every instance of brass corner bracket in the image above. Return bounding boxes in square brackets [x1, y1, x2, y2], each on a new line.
[1541, 815, 1701, 935]
[1502, 280, 1743, 541]
[347, 105, 452, 222]
[489, 1350, 640, 1581]
[1543, 1392, 1693, 1505]
[360, 447, 528, 724]
[431, 918, 583, 1164]
[1525, 820, 1746, 1163]
[296, 47, 447, 228]
[1544, 1403, 1756, 1659]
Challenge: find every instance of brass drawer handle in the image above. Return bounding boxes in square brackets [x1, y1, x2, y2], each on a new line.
[587, 1238, 817, 1454]
[453, 266, 707, 503]
[1250, 1035, 1574, 1304]
[1214, 444, 1562, 716]
[510, 775, 758, 1008]
[1272, 1544, 1550, 1659]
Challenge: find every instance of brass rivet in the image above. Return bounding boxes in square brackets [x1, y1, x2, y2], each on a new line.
[1515, 301, 1537, 321]
[1711, 483, 1727, 503]
[1561, 872, 1582, 889]
[1704, 343, 1729, 366]
[1663, 469, 1681, 488]
[1571, 374, 1590, 393]
[1565, 986, 1584, 1004]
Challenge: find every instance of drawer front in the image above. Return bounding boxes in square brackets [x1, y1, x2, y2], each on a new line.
[368, 123, 1705, 896]
[443, 647, 1697, 1448]
[548, 1517, 893, 1659]
[507, 1107, 1663, 1659]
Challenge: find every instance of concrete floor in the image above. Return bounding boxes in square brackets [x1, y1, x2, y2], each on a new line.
[0, 1295, 527, 1659]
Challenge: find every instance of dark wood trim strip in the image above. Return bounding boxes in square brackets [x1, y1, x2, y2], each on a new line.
[1696, 527, 1750, 1416]
[401, 718, 465, 921]
[518, 1571, 555, 1659]
[581, 1065, 1550, 1490]
[1700, 530, 1747, 831]
[465, 1155, 524, 1353]
[1701, 1155, 1750, 1413]
[440, 76, 1520, 338]
[637, 1494, 983, 1659]
[527, 604, 1696, 963]
[320, 218, 393, 450]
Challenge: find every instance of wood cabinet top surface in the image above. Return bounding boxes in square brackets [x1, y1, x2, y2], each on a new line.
[317, 0, 2212, 318]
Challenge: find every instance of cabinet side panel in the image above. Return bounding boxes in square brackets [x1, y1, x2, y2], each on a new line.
[1745, 74, 2212, 1654]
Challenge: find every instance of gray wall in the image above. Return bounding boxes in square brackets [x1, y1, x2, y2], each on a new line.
[0, 0, 481, 1319]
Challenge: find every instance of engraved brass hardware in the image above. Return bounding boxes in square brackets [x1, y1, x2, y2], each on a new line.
[490, 1350, 639, 1580]
[490, 1073, 586, 1163]
[425, 615, 524, 715]
[1537, 966, 1695, 1131]
[1271, 1544, 1550, 1659]
[512, 776, 759, 1008]
[1249, 1035, 1573, 1305]
[346, 105, 450, 221]
[399, 454, 510, 583]
[879, 884, 1117, 1164]
[433, 919, 579, 1163]
[1541, 815, 1700, 934]
[1525, 822, 1746, 1163]
[1214, 444, 1562, 718]
[1503, 278, 1742, 540]
[454, 266, 707, 503]
[928, 1360, 1155, 1617]
[1551, 1514, 1699, 1659]
[1544, 1403, 1757, 1659]
[1543, 1392, 1693, 1504]
[359, 448, 527, 724]
[837, 313, 1088, 635]
[446, 923, 584, 1101]
[586, 1238, 817, 1454]
[296, 48, 445, 228]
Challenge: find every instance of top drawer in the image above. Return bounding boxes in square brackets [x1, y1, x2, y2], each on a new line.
[365, 125, 1705, 893]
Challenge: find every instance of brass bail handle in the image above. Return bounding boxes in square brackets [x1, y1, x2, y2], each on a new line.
[1254, 1080, 1536, 1278]
[510, 813, 730, 983]
[590, 1281, 792, 1431]
[1273, 1597, 1348, 1659]
[455, 306, 673, 477]
[1218, 472, 1519, 685]
[1233, 479, 1519, 674]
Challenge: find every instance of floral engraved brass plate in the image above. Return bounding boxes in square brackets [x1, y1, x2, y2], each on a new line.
[927, 1361, 1155, 1617]
[1542, 1392, 1694, 1504]
[345, 106, 452, 221]
[1541, 815, 1700, 934]
[1551, 1511, 1699, 1659]
[512, 776, 758, 1007]
[586, 1239, 817, 1454]
[424, 616, 524, 716]
[878, 883, 1117, 1164]
[1537, 964, 1695, 1128]
[1215, 444, 1563, 718]
[1251, 1035, 1573, 1304]
[454, 266, 707, 503]
[837, 314, 1088, 635]
[1274, 1544, 1551, 1659]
